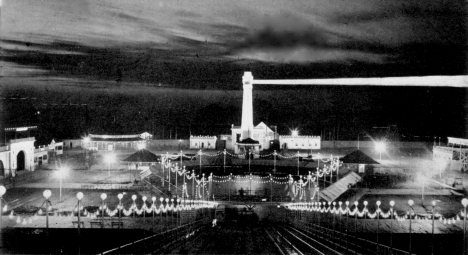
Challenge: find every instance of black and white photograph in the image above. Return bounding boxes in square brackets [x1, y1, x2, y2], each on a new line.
[0, 0, 467, 254]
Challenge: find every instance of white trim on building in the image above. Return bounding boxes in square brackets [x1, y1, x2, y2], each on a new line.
[190, 136, 217, 149]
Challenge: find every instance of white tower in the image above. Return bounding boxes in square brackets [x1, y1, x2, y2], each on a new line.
[241, 72, 254, 140]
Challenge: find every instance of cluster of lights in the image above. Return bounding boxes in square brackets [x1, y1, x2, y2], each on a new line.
[286, 199, 468, 222]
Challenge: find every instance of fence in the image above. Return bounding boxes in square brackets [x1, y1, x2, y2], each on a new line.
[100, 217, 212, 254]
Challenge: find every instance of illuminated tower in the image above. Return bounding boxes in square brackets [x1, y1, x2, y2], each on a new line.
[241, 72, 254, 140]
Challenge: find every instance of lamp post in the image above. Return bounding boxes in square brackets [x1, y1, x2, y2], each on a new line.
[354, 201, 358, 254]
[117, 193, 123, 229]
[199, 150, 202, 175]
[132, 195, 137, 228]
[105, 154, 115, 177]
[43, 189, 52, 253]
[375, 142, 385, 161]
[57, 167, 67, 202]
[142, 196, 147, 225]
[408, 199, 414, 254]
[297, 151, 300, 176]
[332, 202, 336, 247]
[363, 201, 368, 234]
[76, 192, 83, 255]
[159, 197, 164, 232]
[390, 200, 395, 253]
[273, 150, 277, 173]
[100, 193, 107, 228]
[152, 196, 156, 226]
[376, 200, 381, 253]
[165, 198, 169, 230]
[174, 164, 178, 197]
[345, 201, 349, 251]
[462, 198, 468, 255]
[431, 200, 436, 255]
[229, 173, 232, 202]
[223, 149, 226, 174]
[0, 186, 6, 249]
[248, 150, 251, 174]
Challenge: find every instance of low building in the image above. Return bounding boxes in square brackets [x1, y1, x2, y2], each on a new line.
[0, 137, 36, 177]
[83, 133, 149, 151]
[190, 136, 217, 150]
[279, 135, 321, 151]
[433, 137, 468, 172]
[33, 139, 64, 167]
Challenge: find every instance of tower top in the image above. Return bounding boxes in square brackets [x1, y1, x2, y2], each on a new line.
[242, 72, 253, 85]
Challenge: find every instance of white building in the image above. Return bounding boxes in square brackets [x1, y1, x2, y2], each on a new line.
[0, 137, 36, 178]
[279, 135, 321, 150]
[190, 136, 217, 149]
[433, 137, 468, 172]
[231, 122, 275, 153]
[83, 133, 148, 151]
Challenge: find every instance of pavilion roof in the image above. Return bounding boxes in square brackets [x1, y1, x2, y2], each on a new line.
[340, 150, 380, 164]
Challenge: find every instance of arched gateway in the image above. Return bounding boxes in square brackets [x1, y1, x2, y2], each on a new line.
[17, 151, 26, 171]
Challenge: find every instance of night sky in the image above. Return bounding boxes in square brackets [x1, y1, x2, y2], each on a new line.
[0, 0, 467, 144]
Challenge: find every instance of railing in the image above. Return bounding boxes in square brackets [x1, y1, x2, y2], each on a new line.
[100, 217, 211, 254]
[288, 211, 415, 255]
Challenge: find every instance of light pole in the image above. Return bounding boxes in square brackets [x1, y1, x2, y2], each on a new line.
[354, 201, 358, 254]
[76, 192, 83, 255]
[332, 201, 336, 247]
[431, 200, 436, 255]
[159, 197, 164, 232]
[390, 200, 395, 253]
[0, 186, 6, 249]
[100, 193, 107, 228]
[105, 154, 115, 177]
[462, 198, 468, 255]
[408, 199, 414, 254]
[56, 167, 67, 202]
[248, 150, 251, 174]
[229, 173, 232, 202]
[223, 149, 226, 174]
[142, 196, 147, 225]
[151, 196, 156, 227]
[297, 151, 300, 176]
[376, 200, 381, 253]
[273, 150, 277, 173]
[165, 198, 169, 230]
[43, 189, 52, 253]
[117, 193, 123, 229]
[132, 195, 137, 227]
[375, 141, 385, 161]
[363, 201, 368, 234]
[345, 201, 349, 252]
[199, 150, 202, 175]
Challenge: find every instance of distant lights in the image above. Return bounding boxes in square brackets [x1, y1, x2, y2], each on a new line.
[462, 198, 468, 207]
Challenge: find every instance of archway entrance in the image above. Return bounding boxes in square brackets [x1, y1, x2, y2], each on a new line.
[17, 151, 26, 171]
[0, 160, 4, 176]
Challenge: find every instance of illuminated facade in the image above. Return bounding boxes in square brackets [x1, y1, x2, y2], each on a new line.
[190, 136, 217, 149]
[83, 133, 149, 151]
[279, 135, 321, 150]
